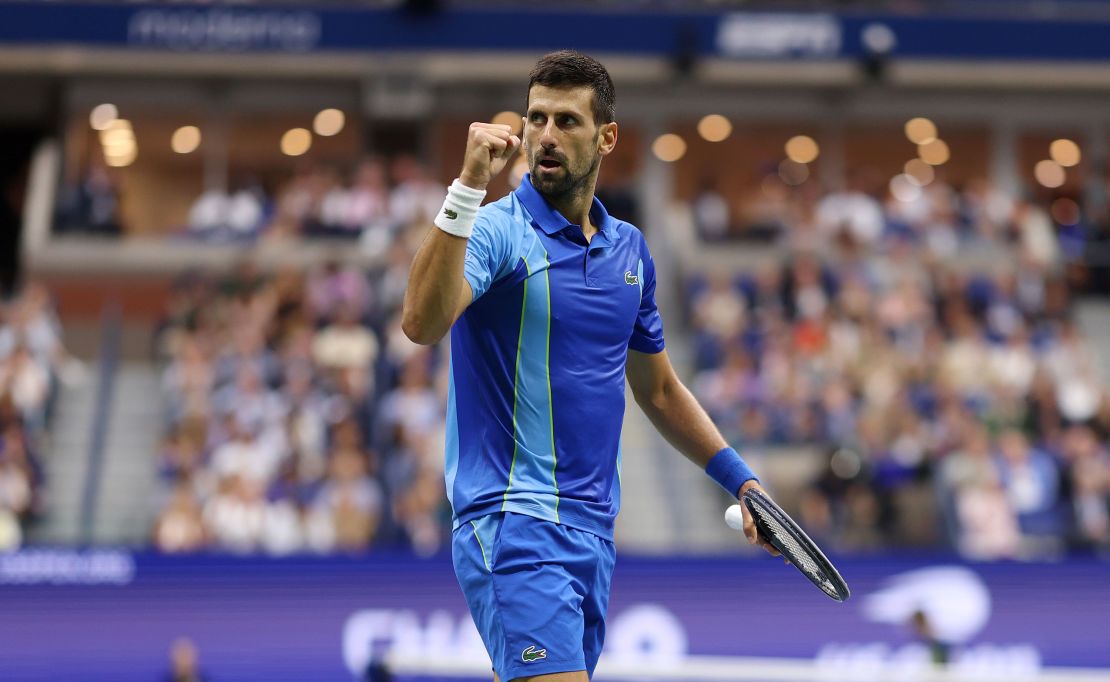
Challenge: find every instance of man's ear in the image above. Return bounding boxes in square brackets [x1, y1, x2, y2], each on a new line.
[598, 121, 618, 157]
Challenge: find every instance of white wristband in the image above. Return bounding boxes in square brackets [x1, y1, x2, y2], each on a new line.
[434, 179, 486, 238]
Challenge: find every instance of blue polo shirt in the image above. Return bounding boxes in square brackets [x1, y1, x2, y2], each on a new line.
[444, 175, 665, 541]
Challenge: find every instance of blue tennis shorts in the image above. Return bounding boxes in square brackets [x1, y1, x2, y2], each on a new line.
[452, 511, 616, 681]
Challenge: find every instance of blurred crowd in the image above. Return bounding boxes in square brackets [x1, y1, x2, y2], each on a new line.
[687, 176, 1110, 559]
[0, 284, 71, 550]
[185, 154, 443, 252]
[152, 241, 449, 555]
[693, 170, 1090, 266]
[54, 147, 1096, 560]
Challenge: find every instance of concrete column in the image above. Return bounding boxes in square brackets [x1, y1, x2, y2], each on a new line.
[203, 90, 228, 192]
[1084, 122, 1107, 211]
[991, 119, 1020, 197]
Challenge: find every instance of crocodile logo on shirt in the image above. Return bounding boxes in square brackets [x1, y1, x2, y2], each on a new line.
[443, 208, 458, 220]
[522, 645, 547, 663]
[624, 270, 639, 286]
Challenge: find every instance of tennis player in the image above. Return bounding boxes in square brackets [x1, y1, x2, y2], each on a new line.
[402, 50, 778, 682]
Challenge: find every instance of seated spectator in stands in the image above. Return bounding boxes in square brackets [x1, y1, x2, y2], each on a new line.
[995, 428, 1063, 543]
[54, 162, 122, 235]
[210, 415, 285, 489]
[377, 241, 417, 317]
[0, 282, 66, 368]
[392, 457, 446, 556]
[1012, 197, 1060, 268]
[388, 155, 443, 227]
[314, 446, 382, 552]
[162, 335, 216, 424]
[940, 425, 1022, 559]
[318, 158, 395, 246]
[307, 259, 371, 324]
[961, 177, 1015, 243]
[0, 345, 50, 430]
[1059, 425, 1110, 549]
[1044, 319, 1102, 423]
[0, 425, 35, 523]
[692, 272, 746, 343]
[692, 178, 731, 242]
[203, 474, 268, 553]
[815, 169, 884, 246]
[213, 325, 280, 390]
[0, 507, 19, 549]
[313, 302, 379, 400]
[282, 362, 331, 484]
[158, 417, 208, 486]
[186, 179, 266, 241]
[154, 483, 208, 553]
[379, 355, 441, 447]
[347, 157, 392, 231]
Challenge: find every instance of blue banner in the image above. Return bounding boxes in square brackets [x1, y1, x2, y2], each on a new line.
[1, 549, 1107, 681]
[3, 3, 1110, 62]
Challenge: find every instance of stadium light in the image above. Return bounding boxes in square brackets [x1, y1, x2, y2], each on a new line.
[1034, 159, 1066, 188]
[314, 109, 345, 137]
[918, 138, 949, 165]
[1050, 139, 1081, 167]
[171, 126, 201, 154]
[785, 135, 819, 164]
[652, 133, 686, 162]
[281, 128, 312, 156]
[89, 103, 118, 131]
[904, 117, 937, 145]
[697, 115, 732, 142]
[491, 111, 523, 135]
[99, 118, 137, 167]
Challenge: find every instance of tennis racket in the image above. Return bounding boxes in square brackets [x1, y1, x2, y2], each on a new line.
[728, 488, 851, 602]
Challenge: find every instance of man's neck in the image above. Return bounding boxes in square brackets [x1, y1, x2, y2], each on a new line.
[543, 184, 597, 238]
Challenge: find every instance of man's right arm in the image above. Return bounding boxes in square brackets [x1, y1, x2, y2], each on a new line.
[400, 230, 474, 345]
[401, 122, 519, 346]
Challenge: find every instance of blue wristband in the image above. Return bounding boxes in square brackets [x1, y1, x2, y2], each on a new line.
[706, 447, 758, 497]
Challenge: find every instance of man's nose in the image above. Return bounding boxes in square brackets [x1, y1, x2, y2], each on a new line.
[539, 120, 557, 148]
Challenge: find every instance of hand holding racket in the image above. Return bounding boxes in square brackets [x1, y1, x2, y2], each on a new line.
[726, 483, 851, 603]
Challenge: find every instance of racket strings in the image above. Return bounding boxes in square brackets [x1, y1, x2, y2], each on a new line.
[750, 505, 838, 598]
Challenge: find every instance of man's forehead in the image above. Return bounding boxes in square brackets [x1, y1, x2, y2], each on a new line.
[526, 84, 593, 113]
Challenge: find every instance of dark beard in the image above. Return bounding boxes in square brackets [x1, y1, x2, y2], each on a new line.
[530, 152, 600, 204]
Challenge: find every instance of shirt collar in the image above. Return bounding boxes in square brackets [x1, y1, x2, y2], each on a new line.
[514, 174, 619, 246]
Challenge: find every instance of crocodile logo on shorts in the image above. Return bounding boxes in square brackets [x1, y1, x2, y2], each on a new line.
[443, 208, 458, 220]
[624, 270, 639, 286]
[522, 645, 547, 663]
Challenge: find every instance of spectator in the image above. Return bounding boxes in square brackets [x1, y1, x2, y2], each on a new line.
[154, 483, 208, 553]
[314, 446, 382, 552]
[163, 638, 209, 682]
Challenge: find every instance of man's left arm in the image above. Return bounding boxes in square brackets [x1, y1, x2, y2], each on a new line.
[627, 348, 779, 556]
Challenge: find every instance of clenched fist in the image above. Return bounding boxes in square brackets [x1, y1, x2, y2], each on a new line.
[458, 122, 520, 192]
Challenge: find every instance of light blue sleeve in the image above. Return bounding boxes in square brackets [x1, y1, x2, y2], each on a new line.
[628, 237, 666, 354]
[462, 211, 517, 301]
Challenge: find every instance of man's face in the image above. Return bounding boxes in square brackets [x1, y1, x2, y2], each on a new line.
[523, 84, 613, 199]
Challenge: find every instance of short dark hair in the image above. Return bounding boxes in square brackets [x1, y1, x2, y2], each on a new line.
[527, 50, 615, 125]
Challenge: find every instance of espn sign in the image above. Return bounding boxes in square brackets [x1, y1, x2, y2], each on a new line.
[717, 13, 842, 58]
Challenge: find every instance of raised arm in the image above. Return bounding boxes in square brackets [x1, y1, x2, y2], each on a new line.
[401, 123, 519, 345]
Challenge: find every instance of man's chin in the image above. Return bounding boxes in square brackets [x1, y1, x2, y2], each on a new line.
[531, 170, 571, 194]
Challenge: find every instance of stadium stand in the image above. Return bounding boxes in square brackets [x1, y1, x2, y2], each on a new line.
[0, 284, 78, 549]
[684, 175, 1110, 558]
